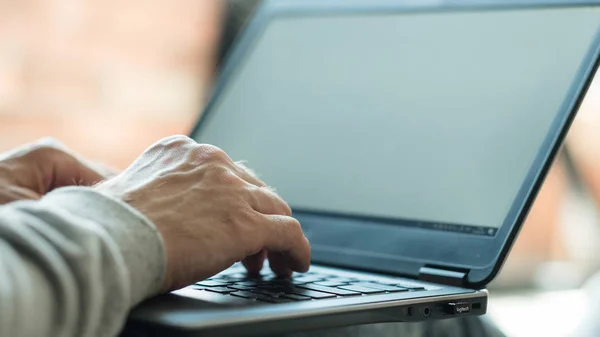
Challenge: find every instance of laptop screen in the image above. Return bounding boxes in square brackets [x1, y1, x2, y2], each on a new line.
[193, 6, 600, 236]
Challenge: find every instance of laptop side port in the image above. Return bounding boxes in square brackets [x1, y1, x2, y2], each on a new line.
[441, 302, 471, 315]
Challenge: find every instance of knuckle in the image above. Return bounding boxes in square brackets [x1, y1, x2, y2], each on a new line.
[159, 135, 194, 149]
[28, 141, 68, 159]
[235, 207, 256, 225]
[224, 198, 251, 222]
[224, 208, 261, 252]
[209, 165, 244, 186]
[148, 135, 194, 156]
[243, 233, 264, 255]
[164, 134, 193, 144]
[220, 207, 242, 233]
[246, 241, 263, 256]
[36, 137, 65, 149]
[260, 187, 292, 216]
[287, 218, 303, 235]
[218, 170, 241, 185]
[197, 144, 230, 163]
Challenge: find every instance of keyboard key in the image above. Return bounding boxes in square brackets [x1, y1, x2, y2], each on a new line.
[256, 297, 290, 303]
[264, 279, 294, 286]
[328, 277, 359, 283]
[354, 283, 409, 292]
[236, 281, 267, 287]
[297, 284, 360, 296]
[251, 288, 284, 297]
[254, 293, 277, 302]
[230, 291, 259, 299]
[255, 283, 286, 289]
[227, 284, 255, 291]
[338, 285, 386, 294]
[395, 283, 427, 291]
[292, 276, 326, 283]
[281, 293, 312, 301]
[261, 285, 334, 299]
[407, 286, 426, 291]
[313, 281, 349, 287]
[288, 288, 337, 299]
[204, 286, 235, 294]
[196, 280, 230, 287]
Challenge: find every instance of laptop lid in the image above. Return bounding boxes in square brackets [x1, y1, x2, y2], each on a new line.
[190, 0, 600, 288]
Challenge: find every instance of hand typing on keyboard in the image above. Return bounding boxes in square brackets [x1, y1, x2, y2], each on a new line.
[96, 136, 311, 291]
[193, 267, 427, 303]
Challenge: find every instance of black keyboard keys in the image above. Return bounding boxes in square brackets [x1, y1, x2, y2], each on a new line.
[227, 284, 255, 291]
[280, 287, 336, 299]
[230, 291, 260, 299]
[292, 275, 326, 283]
[328, 277, 358, 283]
[354, 283, 409, 292]
[204, 286, 235, 294]
[198, 267, 432, 304]
[196, 280, 230, 287]
[281, 293, 312, 301]
[296, 284, 360, 296]
[338, 285, 386, 294]
[251, 288, 284, 297]
[236, 280, 268, 287]
[313, 281, 349, 287]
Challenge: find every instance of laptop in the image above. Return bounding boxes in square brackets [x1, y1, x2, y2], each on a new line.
[124, 0, 600, 336]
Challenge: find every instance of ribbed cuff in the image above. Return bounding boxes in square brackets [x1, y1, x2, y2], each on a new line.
[43, 187, 166, 306]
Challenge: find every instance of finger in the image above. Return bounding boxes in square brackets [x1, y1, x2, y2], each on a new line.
[244, 185, 292, 216]
[267, 251, 293, 277]
[0, 185, 41, 205]
[258, 214, 311, 274]
[34, 138, 118, 185]
[242, 250, 267, 276]
[16, 140, 112, 193]
[49, 152, 107, 189]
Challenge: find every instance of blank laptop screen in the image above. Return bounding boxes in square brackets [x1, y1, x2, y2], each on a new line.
[193, 6, 600, 235]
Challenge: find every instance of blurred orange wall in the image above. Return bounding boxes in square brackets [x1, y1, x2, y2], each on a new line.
[0, 0, 221, 168]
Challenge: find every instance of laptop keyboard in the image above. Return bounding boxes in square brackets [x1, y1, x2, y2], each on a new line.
[190, 268, 429, 304]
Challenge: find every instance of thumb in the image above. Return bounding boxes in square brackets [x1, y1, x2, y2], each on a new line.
[45, 149, 108, 190]
[15, 138, 110, 193]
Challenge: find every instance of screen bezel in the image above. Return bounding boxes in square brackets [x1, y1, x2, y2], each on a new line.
[190, 0, 600, 288]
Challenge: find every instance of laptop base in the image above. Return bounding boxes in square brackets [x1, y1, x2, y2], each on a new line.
[124, 264, 487, 337]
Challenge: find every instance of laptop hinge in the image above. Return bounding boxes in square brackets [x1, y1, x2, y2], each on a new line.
[418, 266, 468, 287]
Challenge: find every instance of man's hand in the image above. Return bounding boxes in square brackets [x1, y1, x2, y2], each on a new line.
[0, 138, 115, 204]
[95, 135, 311, 291]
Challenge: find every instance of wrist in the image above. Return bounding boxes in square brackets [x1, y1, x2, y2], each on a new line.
[44, 187, 167, 304]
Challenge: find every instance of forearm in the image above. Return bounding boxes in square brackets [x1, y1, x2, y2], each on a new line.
[0, 187, 165, 337]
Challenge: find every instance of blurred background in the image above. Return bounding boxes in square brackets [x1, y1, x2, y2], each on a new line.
[0, 0, 221, 166]
[1, 1, 600, 336]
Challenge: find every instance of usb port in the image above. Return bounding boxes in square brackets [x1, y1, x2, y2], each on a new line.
[443, 302, 471, 315]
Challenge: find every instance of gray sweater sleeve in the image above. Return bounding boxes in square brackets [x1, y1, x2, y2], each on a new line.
[0, 187, 166, 337]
